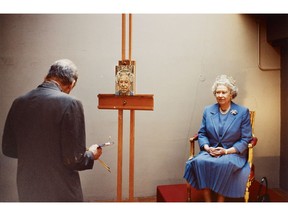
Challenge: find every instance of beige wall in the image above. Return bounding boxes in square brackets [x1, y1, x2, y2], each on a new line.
[0, 14, 280, 201]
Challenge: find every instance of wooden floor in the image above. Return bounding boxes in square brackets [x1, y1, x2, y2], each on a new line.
[123, 196, 157, 202]
[88, 196, 156, 202]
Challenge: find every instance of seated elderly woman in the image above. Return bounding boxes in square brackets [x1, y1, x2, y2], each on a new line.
[183, 74, 252, 202]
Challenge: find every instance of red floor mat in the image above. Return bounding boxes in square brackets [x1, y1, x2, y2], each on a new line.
[156, 180, 287, 202]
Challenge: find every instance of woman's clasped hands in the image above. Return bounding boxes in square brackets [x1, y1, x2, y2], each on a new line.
[204, 145, 226, 157]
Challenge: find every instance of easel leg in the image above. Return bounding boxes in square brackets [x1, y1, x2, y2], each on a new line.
[129, 110, 135, 201]
[117, 110, 123, 201]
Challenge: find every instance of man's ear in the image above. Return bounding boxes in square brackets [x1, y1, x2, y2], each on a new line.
[71, 80, 76, 88]
[68, 80, 76, 91]
[62, 81, 76, 94]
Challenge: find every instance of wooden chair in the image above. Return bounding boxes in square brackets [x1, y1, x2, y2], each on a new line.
[186, 111, 258, 202]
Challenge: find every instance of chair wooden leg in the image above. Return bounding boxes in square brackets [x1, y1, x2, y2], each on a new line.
[244, 179, 252, 202]
[186, 182, 192, 202]
[244, 190, 249, 202]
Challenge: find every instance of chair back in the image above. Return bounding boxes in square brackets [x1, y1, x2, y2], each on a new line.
[250, 111, 255, 135]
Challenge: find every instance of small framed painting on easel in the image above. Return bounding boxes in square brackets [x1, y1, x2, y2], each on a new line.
[115, 60, 136, 96]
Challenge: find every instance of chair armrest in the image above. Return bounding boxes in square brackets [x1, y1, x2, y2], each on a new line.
[188, 134, 198, 159]
[189, 134, 198, 143]
[248, 136, 258, 148]
[247, 136, 257, 167]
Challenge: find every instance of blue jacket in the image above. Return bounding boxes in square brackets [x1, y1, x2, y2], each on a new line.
[198, 102, 252, 155]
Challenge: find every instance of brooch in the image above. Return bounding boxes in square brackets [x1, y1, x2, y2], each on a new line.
[230, 110, 238, 115]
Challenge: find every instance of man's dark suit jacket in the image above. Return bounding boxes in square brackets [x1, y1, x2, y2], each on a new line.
[2, 81, 94, 201]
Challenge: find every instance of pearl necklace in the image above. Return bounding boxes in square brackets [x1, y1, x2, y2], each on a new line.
[219, 106, 231, 115]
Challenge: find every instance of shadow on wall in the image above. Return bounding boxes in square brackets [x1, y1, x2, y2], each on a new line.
[254, 156, 280, 188]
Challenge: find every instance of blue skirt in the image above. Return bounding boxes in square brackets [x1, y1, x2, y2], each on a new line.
[183, 151, 250, 198]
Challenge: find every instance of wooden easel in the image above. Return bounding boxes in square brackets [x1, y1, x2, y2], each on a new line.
[97, 14, 154, 201]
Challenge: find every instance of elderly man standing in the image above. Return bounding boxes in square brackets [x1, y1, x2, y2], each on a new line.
[2, 59, 102, 202]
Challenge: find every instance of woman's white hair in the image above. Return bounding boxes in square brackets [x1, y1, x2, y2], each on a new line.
[212, 74, 238, 99]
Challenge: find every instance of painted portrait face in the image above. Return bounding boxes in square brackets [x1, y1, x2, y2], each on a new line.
[118, 73, 131, 95]
[215, 85, 232, 106]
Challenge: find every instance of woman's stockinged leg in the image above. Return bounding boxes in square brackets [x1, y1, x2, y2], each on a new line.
[203, 188, 212, 202]
[217, 194, 225, 202]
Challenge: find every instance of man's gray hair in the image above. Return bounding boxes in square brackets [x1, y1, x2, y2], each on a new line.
[46, 59, 78, 85]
